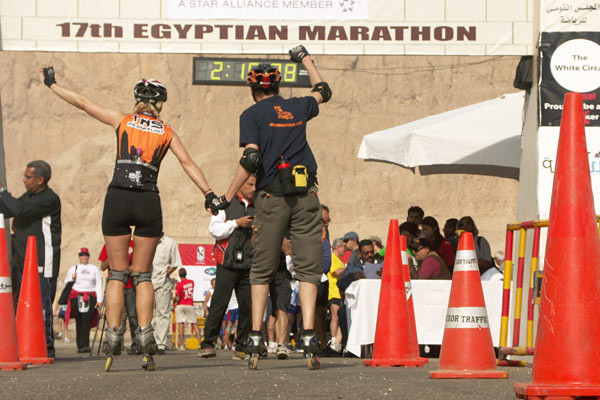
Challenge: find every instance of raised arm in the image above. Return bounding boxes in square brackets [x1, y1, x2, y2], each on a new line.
[42, 65, 125, 129]
[288, 46, 332, 105]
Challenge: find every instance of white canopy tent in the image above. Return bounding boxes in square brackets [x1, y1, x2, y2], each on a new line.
[357, 92, 526, 169]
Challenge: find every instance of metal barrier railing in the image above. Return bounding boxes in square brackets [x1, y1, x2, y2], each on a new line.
[498, 216, 600, 366]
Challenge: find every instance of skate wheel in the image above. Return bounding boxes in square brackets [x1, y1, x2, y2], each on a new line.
[307, 355, 320, 370]
[141, 355, 156, 371]
[105, 356, 113, 372]
[248, 354, 259, 370]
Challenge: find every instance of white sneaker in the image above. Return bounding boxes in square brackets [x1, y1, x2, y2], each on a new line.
[267, 342, 277, 354]
[276, 344, 290, 360]
[63, 337, 70, 343]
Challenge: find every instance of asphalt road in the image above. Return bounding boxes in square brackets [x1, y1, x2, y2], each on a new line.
[2, 341, 532, 400]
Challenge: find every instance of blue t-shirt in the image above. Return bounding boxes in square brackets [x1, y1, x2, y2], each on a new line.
[239, 95, 319, 189]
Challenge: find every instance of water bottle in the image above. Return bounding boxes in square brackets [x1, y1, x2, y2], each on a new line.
[277, 155, 295, 195]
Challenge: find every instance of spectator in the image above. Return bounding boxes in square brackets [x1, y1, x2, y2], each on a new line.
[443, 218, 459, 254]
[337, 239, 377, 348]
[337, 239, 376, 292]
[315, 204, 332, 353]
[203, 279, 216, 317]
[151, 233, 181, 354]
[327, 238, 345, 353]
[222, 292, 239, 350]
[457, 216, 493, 275]
[199, 175, 255, 360]
[0, 159, 61, 358]
[399, 221, 419, 269]
[342, 231, 360, 266]
[266, 241, 293, 359]
[411, 238, 451, 280]
[99, 242, 139, 355]
[493, 250, 505, 270]
[369, 235, 385, 263]
[407, 206, 425, 237]
[482, 250, 505, 281]
[174, 268, 201, 351]
[54, 303, 69, 343]
[421, 216, 455, 271]
[64, 247, 103, 353]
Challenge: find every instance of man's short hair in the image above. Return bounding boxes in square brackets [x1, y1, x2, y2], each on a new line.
[407, 206, 424, 219]
[27, 160, 52, 184]
[321, 204, 329, 213]
[399, 221, 419, 236]
[332, 238, 344, 248]
[358, 239, 373, 250]
[178, 268, 187, 278]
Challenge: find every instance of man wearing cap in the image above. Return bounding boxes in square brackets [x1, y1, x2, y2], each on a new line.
[0, 160, 61, 358]
[411, 238, 451, 280]
[64, 247, 103, 353]
[342, 232, 360, 266]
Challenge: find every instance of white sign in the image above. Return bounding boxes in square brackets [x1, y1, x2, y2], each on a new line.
[167, 0, 369, 20]
[550, 39, 600, 93]
[1, 0, 532, 55]
[541, 0, 600, 32]
[537, 126, 600, 219]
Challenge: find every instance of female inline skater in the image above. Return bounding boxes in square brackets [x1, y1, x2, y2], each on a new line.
[42, 65, 222, 371]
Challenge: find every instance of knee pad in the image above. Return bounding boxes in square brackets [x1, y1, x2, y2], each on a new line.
[108, 269, 130, 284]
[131, 271, 152, 287]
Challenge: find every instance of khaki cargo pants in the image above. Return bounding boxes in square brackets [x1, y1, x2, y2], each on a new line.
[250, 186, 322, 285]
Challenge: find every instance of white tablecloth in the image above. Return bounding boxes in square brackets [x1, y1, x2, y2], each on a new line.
[344, 279, 504, 357]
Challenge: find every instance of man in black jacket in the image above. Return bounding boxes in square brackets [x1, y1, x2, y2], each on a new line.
[0, 160, 61, 358]
[199, 175, 256, 360]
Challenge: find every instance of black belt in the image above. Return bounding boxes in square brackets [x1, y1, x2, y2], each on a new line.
[262, 171, 317, 197]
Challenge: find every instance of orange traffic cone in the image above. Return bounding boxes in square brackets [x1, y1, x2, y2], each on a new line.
[399, 234, 427, 364]
[364, 219, 427, 367]
[16, 236, 52, 364]
[430, 231, 508, 379]
[0, 216, 26, 371]
[515, 93, 600, 398]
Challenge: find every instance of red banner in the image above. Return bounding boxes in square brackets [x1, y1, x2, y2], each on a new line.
[178, 244, 217, 266]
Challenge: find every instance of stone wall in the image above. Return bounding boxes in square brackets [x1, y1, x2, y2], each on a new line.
[0, 51, 520, 278]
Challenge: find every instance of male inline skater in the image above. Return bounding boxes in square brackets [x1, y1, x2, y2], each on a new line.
[211, 45, 331, 370]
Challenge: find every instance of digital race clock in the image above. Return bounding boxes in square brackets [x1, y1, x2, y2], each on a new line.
[193, 57, 312, 87]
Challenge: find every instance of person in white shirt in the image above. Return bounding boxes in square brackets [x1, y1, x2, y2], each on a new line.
[64, 247, 103, 353]
[481, 250, 505, 282]
[151, 233, 181, 354]
[198, 175, 255, 360]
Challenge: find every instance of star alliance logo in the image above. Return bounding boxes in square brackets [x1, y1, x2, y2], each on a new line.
[339, 0, 357, 12]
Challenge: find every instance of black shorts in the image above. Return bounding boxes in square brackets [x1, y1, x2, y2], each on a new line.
[102, 187, 162, 237]
[328, 298, 341, 308]
[269, 269, 292, 315]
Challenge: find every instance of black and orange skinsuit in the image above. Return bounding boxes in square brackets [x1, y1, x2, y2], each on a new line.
[101, 112, 173, 237]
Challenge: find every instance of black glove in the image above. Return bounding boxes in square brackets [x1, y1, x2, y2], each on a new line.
[205, 192, 229, 213]
[43, 67, 56, 87]
[289, 45, 309, 63]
